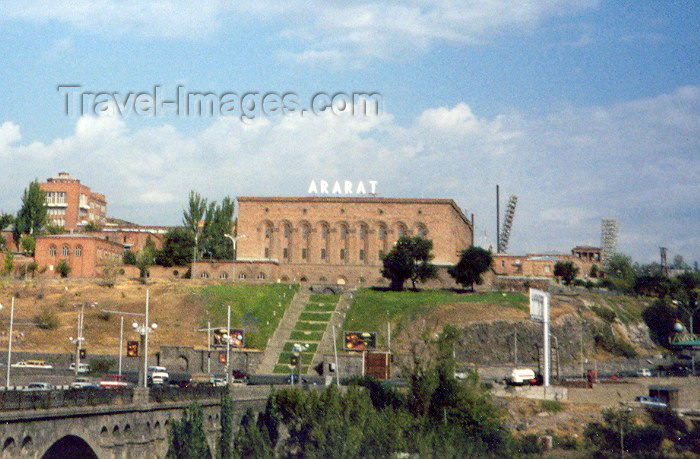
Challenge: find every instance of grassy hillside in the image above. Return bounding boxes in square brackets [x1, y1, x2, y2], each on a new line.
[342, 289, 528, 349]
[0, 279, 298, 354]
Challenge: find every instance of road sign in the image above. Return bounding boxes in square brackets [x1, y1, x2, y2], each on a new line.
[529, 288, 549, 322]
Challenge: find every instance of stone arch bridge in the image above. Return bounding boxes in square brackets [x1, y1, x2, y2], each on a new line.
[0, 386, 270, 458]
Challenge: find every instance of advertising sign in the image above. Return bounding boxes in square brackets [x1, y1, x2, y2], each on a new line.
[212, 328, 245, 349]
[529, 288, 549, 323]
[126, 340, 139, 357]
[344, 332, 377, 351]
[218, 351, 227, 364]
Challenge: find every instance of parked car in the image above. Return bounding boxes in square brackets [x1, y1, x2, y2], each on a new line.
[12, 360, 53, 369]
[23, 382, 55, 391]
[69, 363, 90, 374]
[284, 374, 308, 385]
[232, 369, 249, 383]
[636, 368, 652, 377]
[148, 366, 169, 382]
[506, 368, 537, 386]
[99, 374, 129, 389]
[70, 378, 100, 389]
[635, 396, 668, 408]
[210, 375, 227, 387]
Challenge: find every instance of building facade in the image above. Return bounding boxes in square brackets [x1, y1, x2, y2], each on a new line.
[39, 172, 107, 230]
[222, 196, 473, 286]
[34, 234, 123, 278]
[492, 246, 602, 280]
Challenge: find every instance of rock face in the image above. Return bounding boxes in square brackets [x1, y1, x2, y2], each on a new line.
[454, 314, 657, 365]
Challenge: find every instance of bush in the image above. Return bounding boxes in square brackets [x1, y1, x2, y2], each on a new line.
[89, 357, 114, 375]
[591, 305, 616, 323]
[517, 434, 545, 455]
[553, 435, 578, 450]
[540, 400, 564, 413]
[56, 259, 71, 278]
[35, 306, 59, 330]
[98, 311, 111, 321]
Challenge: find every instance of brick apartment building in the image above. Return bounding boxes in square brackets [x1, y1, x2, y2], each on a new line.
[34, 234, 123, 278]
[193, 196, 473, 286]
[39, 172, 107, 230]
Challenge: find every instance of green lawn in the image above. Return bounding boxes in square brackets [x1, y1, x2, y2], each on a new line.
[290, 330, 324, 341]
[277, 352, 314, 365]
[283, 342, 319, 353]
[304, 303, 337, 312]
[195, 283, 299, 350]
[274, 364, 309, 374]
[310, 294, 340, 304]
[299, 312, 332, 322]
[294, 321, 328, 331]
[342, 288, 528, 348]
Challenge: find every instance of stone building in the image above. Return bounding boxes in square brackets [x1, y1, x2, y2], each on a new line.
[196, 196, 473, 286]
[492, 246, 602, 280]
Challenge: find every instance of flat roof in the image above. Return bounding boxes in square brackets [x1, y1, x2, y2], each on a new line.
[36, 234, 124, 248]
[237, 196, 471, 226]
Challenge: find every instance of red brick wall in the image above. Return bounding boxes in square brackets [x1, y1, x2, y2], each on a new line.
[34, 236, 123, 278]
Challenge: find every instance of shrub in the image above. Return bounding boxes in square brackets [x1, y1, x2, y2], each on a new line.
[517, 434, 545, 455]
[98, 311, 111, 321]
[540, 400, 564, 413]
[591, 305, 616, 323]
[35, 306, 59, 330]
[554, 435, 578, 450]
[89, 357, 114, 375]
[56, 259, 71, 278]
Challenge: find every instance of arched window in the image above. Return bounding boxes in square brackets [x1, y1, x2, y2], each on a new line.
[75, 246, 82, 257]
[62, 245, 70, 257]
[377, 223, 388, 258]
[396, 222, 408, 239]
[220, 272, 228, 279]
[49, 245, 56, 257]
[200, 272, 210, 279]
[300, 222, 311, 262]
[338, 223, 349, 263]
[262, 221, 274, 258]
[358, 222, 369, 264]
[416, 223, 428, 238]
[257, 272, 266, 280]
[239, 272, 246, 280]
[319, 222, 330, 261]
[281, 221, 292, 261]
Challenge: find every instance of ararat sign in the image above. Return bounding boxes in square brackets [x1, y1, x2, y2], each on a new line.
[308, 180, 377, 195]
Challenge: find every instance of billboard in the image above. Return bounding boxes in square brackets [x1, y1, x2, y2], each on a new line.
[218, 351, 227, 364]
[529, 288, 549, 323]
[212, 328, 244, 349]
[344, 332, 377, 351]
[126, 340, 139, 357]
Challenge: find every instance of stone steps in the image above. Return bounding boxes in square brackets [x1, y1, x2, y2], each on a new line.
[307, 290, 355, 374]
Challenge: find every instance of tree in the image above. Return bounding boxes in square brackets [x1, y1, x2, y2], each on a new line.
[589, 263, 599, 278]
[585, 408, 663, 456]
[136, 247, 154, 279]
[166, 403, 212, 459]
[554, 261, 579, 285]
[56, 259, 71, 278]
[233, 408, 273, 459]
[219, 388, 234, 459]
[44, 224, 64, 235]
[671, 255, 690, 271]
[123, 250, 137, 265]
[156, 228, 195, 267]
[448, 246, 492, 291]
[0, 213, 13, 231]
[14, 180, 47, 239]
[381, 236, 437, 290]
[605, 253, 636, 291]
[83, 221, 99, 232]
[2, 251, 14, 276]
[19, 234, 35, 256]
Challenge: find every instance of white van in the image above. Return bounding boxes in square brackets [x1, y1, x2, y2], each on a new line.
[148, 366, 169, 382]
[508, 368, 536, 385]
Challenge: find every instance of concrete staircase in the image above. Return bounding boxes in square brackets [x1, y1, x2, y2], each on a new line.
[256, 287, 311, 375]
[308, 290, 355, 374]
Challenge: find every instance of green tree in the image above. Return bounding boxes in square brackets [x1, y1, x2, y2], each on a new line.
[232, 408, 273, 459]
[381, 235, 437, 291]
[56, 259, 71, 278]
[44, 224, 64, 235]
[183, 191, 207, 263]
[83, 221, 99, 232]
[156, 228, 195, 267]
[448, 246, 492, 291]
[166, 403, 212, 459]
[584, 408, 663, 457]
[14, 180, 47, 239]
[19, 234, 35, 256]
[672, 271, 700, 333]
[2, 250, 14, 276]
[123, 250, 137, 265]
[605, 253, 636, 291]
[202, 197, 235, 260]
[219, 388, 234, 459]
[136, 247, 154, 279]
[554, 261, 579, 285]
[589, 263, 599, 278]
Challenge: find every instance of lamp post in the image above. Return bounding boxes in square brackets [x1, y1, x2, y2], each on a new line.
[69, 305, 85, 377]
[102, 309, 145, 378]
[192, 232, 198, 279]
[224, 234, 246, 282]
[132, 290, 157, 388]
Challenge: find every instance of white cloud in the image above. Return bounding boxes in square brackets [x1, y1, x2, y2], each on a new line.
[2, 0, 599, 61]
[0, 85, 697, 262]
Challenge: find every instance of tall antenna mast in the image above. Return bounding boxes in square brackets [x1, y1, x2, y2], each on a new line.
[496, 185, 500, 252]
[600, 219, 618, 271]
[498, 195, 518, 253]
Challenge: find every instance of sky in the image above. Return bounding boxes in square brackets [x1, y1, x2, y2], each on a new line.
[0, 1, 698, 263]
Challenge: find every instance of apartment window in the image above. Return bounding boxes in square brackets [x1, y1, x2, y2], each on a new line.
[62, 245, 70, 257]
[264, 248, 270, 258]
[321, 248, 327, 260]
[302, 248, 307, 260]
[75, 246, 82, 257]
[340, 249, 346, 260]
[283, 248, 288, 259]
[49, 246, 56, 257]
[359, 249, 365, 261]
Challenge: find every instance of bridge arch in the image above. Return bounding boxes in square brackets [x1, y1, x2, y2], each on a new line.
[2, 437, 16, 457]
[41, 435, 98, 459]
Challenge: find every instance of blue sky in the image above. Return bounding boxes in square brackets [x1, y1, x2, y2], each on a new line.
[0, 1, 698, 263]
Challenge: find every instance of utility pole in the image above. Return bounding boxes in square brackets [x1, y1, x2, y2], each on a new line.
[72, 304, 85, 377]
[5, 297, 14, 389]
[226, 305, 231, 384]
[118, 315, 124, 377]
[514, 327, 518, 366]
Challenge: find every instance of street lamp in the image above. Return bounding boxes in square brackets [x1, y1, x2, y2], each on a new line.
[132, 289, 157, 388]
[224, 234, 246, 282]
